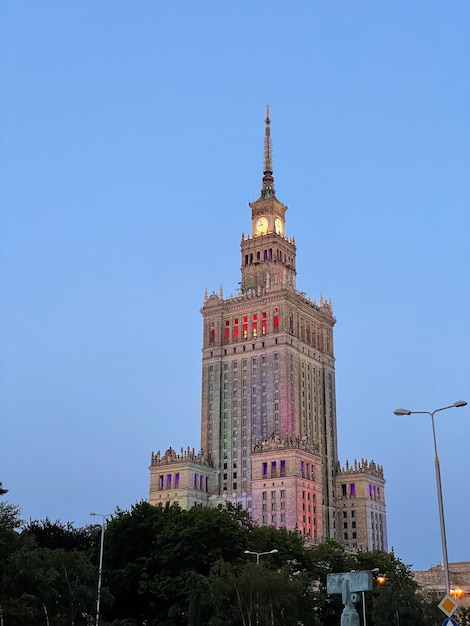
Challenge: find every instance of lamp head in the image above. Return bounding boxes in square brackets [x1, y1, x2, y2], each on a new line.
[270, 549, 279, 554]
[454, 400, 467, 408]
[393, 408, 411, 416]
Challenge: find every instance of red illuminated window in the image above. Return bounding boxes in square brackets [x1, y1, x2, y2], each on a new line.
[262, 312, 267, 335]
[233, 318, 239, 340]
[243, 316, 248, 339]
[252, 314, 258, 338]
[210, 322, 215, 345]
[274, 308, 279, 332]
[224, 320, 230, 343]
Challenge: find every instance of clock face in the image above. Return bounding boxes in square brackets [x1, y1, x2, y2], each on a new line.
[255, 216, 268, 235]
[275, 218, 284, 235]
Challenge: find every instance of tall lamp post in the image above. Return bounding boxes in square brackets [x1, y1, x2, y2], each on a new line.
[244, 549, 278, 626]
[90, 512, 112, 626]
[393, 400, 467, 594]
[244, 548, 278, 565]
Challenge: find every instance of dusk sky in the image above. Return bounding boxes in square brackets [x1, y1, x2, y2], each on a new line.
[1, 1, 469, 571]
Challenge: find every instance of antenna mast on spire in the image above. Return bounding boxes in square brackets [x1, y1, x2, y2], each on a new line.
[264, 105, 272, 174]
[261, 105, 275, 198]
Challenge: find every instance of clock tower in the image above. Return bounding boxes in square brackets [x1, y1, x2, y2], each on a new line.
[241, 107, 296, 293]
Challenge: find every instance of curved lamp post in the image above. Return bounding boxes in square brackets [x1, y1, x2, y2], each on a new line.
[244, 548, 278, 565]
[90, 512, 112, 626]
[393, 400, 467, 594]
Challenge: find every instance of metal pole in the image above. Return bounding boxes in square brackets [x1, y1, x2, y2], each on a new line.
[95, 517, 105, 626]
[90, 512, 111, 626]
[430, 410, 450, 594]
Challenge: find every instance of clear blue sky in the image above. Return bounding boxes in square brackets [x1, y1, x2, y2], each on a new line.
[1, 1, 469, 571]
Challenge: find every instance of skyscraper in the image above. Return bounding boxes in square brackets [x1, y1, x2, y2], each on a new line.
[149, 108, 387, 549]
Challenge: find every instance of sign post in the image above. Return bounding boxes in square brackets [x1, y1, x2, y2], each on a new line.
[327, 571, 373, 626]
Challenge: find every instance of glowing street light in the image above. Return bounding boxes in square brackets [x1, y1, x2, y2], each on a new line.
[90, 512, 112, 626]
[244, 548, 278, 566]
[393, 400, 467, 594]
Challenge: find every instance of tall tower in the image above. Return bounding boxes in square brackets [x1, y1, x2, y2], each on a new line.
[200, 108, 338, 537]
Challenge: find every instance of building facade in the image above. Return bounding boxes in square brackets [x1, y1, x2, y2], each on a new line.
[149, 108, 387, 549]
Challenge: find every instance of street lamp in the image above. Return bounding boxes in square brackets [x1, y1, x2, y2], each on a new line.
[244, 548, 278, 566]
[90, 512, 112, 626]
[362, 568, 380, 626]
[393, 400, 467, 594]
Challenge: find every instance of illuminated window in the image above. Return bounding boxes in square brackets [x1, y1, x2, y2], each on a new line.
[274, 308, 279, 331]
[252, 314, 258, 338]
[224, 320, 230, 342]
[243, 316, 248, 339]
[210, 322, 215, 345]
[262, 312, 267, 335]
[233, 318, 239, 340]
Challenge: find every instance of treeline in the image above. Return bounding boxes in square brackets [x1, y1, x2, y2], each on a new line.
[0, 488, 468, 626]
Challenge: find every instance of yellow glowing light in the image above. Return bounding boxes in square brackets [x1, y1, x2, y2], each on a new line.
[450, 588, 465, 599]
[376, 576, 388, 585]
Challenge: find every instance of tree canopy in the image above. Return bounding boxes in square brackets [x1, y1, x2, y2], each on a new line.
[0, 493, 465, 626]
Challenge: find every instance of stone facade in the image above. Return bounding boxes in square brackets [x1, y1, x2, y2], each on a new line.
[413, 562, 470, 607]
[148, 108, 387, 549]
[336, 459, 387, 551]
[149, 447, 213, 509]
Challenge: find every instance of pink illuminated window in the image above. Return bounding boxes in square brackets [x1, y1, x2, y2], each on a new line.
[274, 308, 279, 332]
[225, 320, 230, 343]
[210, 322, 215, 345]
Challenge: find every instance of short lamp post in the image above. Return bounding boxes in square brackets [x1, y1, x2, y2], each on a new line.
[244, 548, 278, 565]
[393, 400, 467, 594]
[90, 512, 112, 626]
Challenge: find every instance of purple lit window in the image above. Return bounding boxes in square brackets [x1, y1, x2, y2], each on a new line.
[369, 484, 373, 498]
[194, 473, 198, 488]
[300, 461, 305, 476]
[167, 474, 172, 487]
[263, 462, 267, 476]
[350, 483, 356, 496]
[280, 460, 286, 476]
[175, 473, 180, 488]
[271, 461, 277, 475]
[159, 475, 164, 489]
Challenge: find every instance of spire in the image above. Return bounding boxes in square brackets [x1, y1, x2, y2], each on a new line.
[261, 105, 275, 198]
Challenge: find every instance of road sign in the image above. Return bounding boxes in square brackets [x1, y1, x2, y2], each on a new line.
[442, 618, 458, 626]
[439, 594, 459, 617]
